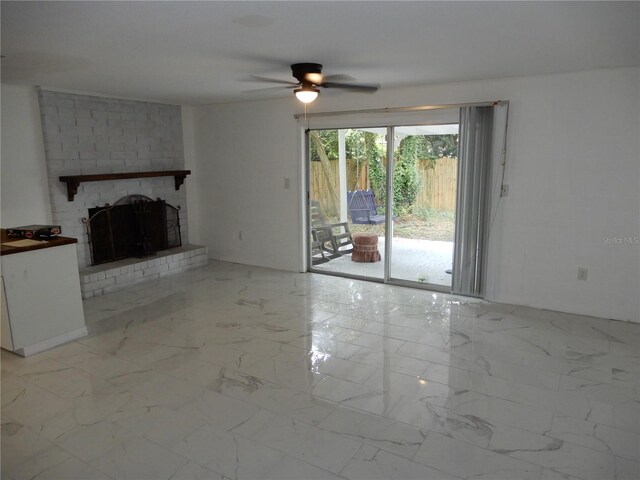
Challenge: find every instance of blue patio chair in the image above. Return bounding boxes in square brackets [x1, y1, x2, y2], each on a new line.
[347, 189, 387, 224]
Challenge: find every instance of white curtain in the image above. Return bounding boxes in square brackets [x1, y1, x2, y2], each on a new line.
[452, 106, 494, 297]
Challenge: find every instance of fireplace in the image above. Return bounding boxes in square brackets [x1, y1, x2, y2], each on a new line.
[83, 195, 181, 266]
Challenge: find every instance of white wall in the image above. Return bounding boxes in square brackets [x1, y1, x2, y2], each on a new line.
[193, 67, 640, 322]
[193, 97, 303, 272]
[1, 84, 52, 226]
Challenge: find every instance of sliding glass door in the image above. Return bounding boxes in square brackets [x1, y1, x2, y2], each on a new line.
[308, 123, 457, 292]
[388, 125, 459, 289]
[308, 127, 387, 280]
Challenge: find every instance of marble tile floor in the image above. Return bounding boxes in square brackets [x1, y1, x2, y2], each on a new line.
[1, 260, 638, 480]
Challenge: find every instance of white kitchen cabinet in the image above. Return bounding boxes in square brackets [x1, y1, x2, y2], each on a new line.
[1, 236, 87, 356]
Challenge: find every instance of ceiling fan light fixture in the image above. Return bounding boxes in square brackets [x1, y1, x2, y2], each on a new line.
[252, 63, 377, 100]
[294, 86, 319, 104]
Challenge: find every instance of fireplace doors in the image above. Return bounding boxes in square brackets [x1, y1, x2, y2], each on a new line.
[83, 195, 181, 265]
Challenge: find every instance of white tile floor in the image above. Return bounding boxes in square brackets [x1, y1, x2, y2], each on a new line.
[2, 261, 639, 480]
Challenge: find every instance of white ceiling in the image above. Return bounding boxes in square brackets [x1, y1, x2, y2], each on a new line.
[2, 1, 638, 105]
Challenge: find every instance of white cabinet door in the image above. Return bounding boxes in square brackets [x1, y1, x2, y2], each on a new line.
[1, 244, 85, 350]
[1, 276, 14, 350]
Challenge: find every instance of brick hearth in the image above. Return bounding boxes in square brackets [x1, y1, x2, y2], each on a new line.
[80, 245, 208, 298]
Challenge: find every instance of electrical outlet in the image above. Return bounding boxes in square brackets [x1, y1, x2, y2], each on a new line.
[238, 231, 243, 241]
[501, 184, 509, 197]
[577, 267, 588, 281]
[284, 178, 290, 189]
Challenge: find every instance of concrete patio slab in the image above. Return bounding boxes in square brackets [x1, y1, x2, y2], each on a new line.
[313, 237, 453, 288]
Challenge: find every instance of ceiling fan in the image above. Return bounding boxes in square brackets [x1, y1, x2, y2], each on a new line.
[248, 63, 379, 103]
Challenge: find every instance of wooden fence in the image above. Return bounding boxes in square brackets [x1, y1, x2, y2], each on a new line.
[415, 157, 457, 211]
[310, 157, 457, 216]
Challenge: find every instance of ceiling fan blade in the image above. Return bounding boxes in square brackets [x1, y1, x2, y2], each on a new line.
[322, 74, 356, 82]
[242, 85, 293, 94]
[322, 82, 379, 92]
[250, 74, 298, 86]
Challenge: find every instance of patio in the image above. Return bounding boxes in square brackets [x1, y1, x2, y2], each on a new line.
[313, 236, 453, 288]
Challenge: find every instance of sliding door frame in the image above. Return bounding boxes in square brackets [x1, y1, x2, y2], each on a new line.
[384, 125, 453, 293]
[383, 126, 394, 283]
[306, 123, 455, 294]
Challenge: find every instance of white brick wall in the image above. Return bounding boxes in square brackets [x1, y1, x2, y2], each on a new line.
[37, 89, 189, 268]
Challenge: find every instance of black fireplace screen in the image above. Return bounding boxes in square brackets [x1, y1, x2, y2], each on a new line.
[83, 195, 181, 265]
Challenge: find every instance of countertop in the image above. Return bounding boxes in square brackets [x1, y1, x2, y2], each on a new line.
[1, 229, 78, 256]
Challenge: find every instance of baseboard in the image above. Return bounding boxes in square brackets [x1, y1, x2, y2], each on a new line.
[15, 326, 89, 357]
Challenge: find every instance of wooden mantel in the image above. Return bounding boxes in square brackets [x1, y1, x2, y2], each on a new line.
[59, 170, 191, 201]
